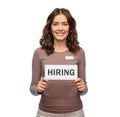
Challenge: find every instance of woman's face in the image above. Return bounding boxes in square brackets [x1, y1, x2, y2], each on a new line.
[51, 14, 69, 41]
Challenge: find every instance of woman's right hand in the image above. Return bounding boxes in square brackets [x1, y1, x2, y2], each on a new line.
[36, 78, 48, 93]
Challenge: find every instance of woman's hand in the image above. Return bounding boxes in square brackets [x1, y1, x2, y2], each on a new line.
[75, 78, 86, 93]
[36, 78, 48, 93]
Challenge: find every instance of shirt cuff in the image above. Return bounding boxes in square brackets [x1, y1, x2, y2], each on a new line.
[30, 85, 42, 96]
[79, 85, 88, 95]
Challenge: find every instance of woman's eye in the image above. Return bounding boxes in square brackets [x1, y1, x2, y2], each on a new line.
[53, 23, 58, 26]
[63, 23, 68, 26]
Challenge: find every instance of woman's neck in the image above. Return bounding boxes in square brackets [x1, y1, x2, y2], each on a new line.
[53, 40, 68, 52]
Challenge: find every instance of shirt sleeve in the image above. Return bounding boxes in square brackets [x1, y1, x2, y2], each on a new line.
[30, 49, 42, 96]
[78, 48, 88, 95]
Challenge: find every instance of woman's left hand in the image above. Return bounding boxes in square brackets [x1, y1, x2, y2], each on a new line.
[75, 78, 86, 92]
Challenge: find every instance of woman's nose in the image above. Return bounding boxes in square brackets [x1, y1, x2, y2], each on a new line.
[58, 24, 62, 30]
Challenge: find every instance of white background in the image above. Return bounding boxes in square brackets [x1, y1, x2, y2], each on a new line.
[0, 0, 120, 117]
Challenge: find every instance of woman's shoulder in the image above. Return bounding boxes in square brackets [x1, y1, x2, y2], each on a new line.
[33, 47, 47, 56]
[77, 47, 85, 55]
[75, 47, 85, 61]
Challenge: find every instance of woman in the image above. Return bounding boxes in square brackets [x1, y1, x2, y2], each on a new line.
[30, 8, 88, 117]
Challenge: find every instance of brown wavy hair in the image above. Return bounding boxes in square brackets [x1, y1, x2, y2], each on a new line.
[40, 8, 80, 55]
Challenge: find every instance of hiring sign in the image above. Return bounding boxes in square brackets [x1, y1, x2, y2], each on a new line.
[45, 65, 78, 80]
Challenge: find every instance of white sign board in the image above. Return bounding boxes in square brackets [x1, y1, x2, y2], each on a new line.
[45, 65, 78, 80]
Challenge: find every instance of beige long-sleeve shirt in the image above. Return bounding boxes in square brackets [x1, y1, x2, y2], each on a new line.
[30, 47, 87, 113]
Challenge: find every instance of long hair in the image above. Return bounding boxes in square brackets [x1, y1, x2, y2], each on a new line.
[40, 8, 80, 55]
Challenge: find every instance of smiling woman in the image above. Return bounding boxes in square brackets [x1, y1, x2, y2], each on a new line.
[40, 8, 80, 55]
[30, 8, 88, 117]
[51, 14, 69, 41]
